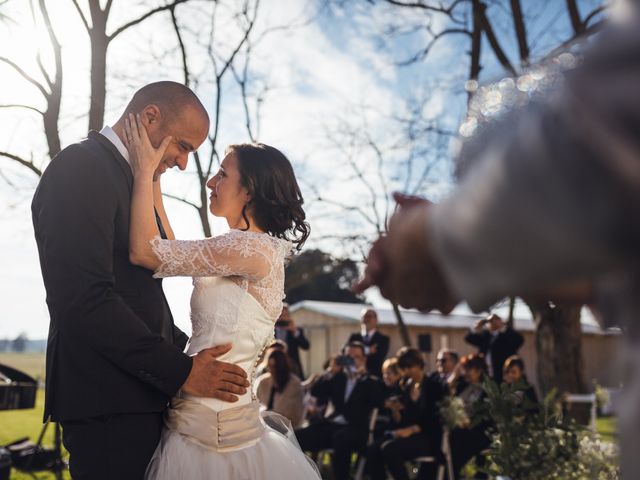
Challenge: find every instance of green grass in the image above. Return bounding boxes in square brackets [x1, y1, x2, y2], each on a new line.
[596, 416, 617, 444]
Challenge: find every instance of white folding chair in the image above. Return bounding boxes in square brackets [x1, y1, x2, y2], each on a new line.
[564, 393, 597, 431]
[413, 426, 453, 480]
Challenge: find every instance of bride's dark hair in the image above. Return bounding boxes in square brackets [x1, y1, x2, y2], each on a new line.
[227, 143, 310, 250]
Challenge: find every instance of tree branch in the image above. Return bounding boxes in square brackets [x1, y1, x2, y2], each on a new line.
[70, 0, 91, 33]
[509, 0, 529, 64]
[0, 151, 43, 177]
[478, 2, 516, 75]
[0, 56, 49, 97]
[169, 4, 189, 86]
[380, 0, 463, 15]
[565, 0, 584, 35]
[161, 192, 199, 210]
[398, 28, 470, 66]
[109, 0, 191, 41]
[583, 5, 607, 27]
[0, 104, 44, 115]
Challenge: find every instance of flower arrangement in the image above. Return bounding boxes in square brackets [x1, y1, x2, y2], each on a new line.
[479, 380, 619, 480]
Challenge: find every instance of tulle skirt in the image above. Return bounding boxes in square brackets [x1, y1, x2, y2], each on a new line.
[145, 412, 321, 480]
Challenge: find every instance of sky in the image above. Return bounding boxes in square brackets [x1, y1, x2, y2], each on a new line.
[0, 0, 607, 339]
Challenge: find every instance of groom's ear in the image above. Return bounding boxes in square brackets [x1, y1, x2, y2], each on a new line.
[141, 104, 161, 128]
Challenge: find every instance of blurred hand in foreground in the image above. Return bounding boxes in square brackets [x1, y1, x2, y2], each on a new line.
[353, 192, 457, 313]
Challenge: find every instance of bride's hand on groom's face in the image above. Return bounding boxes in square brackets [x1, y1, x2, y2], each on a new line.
[181, 343, 250, 402]
[124, 113, 172, 180]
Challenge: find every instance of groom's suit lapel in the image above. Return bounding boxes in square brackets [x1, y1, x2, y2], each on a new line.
[88, 130, 168, 240]
[88, 130, 133, 194]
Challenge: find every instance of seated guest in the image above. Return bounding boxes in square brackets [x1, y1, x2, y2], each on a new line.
[255, 339, 288, 377]
[382, 357, 403, 397]
[430, 348, 460, 386]
[379, 357, 404, 427]
[256, 350, 305, 428]
[302, 354, 341, 425]
[347, 308, 390, 377]
[503, 355, 538, 406]
[295, 342, 383, 480]
[449, 354, 492, 480]
[367, 347, 447, 480]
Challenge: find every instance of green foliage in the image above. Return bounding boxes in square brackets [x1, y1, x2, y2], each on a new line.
[284, 249, 364, 305]
[480, 379, 619, 480]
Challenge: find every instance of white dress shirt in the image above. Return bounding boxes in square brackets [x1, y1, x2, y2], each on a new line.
[100, 125, 130, 165]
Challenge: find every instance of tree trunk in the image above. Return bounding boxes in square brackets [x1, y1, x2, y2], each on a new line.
[530, 301, 587, 396]
[509, 0, 529, 65]
[198, 202, 211, 237]
[89, 32, 108, 131]
[392, 303, 411, 347]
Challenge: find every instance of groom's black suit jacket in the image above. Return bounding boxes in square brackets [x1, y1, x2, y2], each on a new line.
[32, 131, 192, 422]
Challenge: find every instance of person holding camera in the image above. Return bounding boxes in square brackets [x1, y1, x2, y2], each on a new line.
[464, 313, 523, 384]
[295, 342, 384, 480]
[274, 303, 310, 379]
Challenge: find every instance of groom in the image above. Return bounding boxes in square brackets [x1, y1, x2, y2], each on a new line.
[32, 82, 249, 479]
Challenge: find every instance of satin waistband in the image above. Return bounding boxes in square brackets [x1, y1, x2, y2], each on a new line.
[165, 398, 265, 451]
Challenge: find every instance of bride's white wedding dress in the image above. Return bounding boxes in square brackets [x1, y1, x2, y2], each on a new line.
[144, 229, 320, 479]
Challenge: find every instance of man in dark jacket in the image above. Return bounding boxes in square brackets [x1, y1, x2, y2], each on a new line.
[346, 308, 390, 377]
[295, 342, 383, 480]
[464, 314, 523, 384]
[32, 82, 249, 480]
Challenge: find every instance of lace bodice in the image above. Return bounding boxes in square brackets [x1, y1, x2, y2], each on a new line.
[151, 229, 292, 319]
[151, 229, 293, 412]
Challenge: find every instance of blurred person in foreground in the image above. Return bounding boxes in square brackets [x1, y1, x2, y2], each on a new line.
[355, 2, 640, 476]
[255, 349, 305, 428]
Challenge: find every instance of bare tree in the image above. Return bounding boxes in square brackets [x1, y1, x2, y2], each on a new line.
[70, 0, 193, 131]
[0, 0, 62, 177]
[160, 0, 311, 236]
[156, 0, 263, 236]
[309, 104, 454, 346]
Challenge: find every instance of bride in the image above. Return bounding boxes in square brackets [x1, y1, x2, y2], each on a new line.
[123, 113, 320, 479]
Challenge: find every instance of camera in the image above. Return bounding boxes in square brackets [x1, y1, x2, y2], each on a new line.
[335, 355, 355, 368]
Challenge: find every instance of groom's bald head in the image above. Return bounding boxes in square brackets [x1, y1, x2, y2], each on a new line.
[115, 81, 210, 174]
[122, 81, 209, 129]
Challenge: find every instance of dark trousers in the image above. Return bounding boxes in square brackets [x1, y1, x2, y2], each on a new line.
[367, 433, 439, 480]
[295, 421, 367, 480]
[449, 426, 490, 480]
[61, 412, 163, 480]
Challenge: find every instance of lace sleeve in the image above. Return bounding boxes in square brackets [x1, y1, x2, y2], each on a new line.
[150, 230, 279, 280]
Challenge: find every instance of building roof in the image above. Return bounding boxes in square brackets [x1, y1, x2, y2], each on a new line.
[290, 300, 620, 335]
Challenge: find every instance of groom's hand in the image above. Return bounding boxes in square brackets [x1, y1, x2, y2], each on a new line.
[181, 344, 250, 401]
